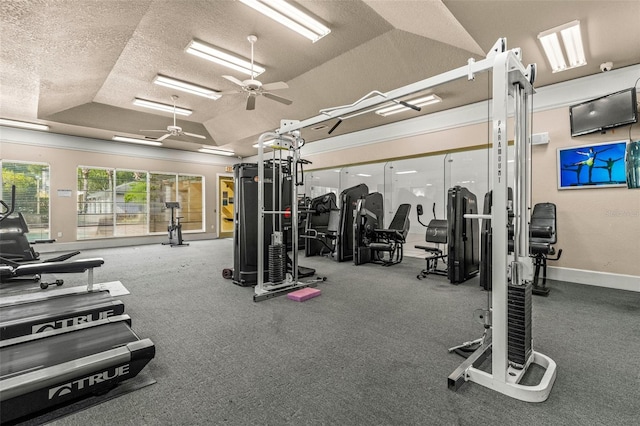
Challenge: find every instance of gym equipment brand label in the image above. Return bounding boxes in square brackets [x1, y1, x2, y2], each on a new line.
[48, 364, 130, 400]
[31, 309, 116, 333]
[496, 119, 504, 183]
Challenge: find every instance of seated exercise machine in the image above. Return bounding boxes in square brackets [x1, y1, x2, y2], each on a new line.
[415, 203, 448, 278]
[415, 186, 480, 284]
[162, 202, 188, 247]
[1, 185, 104, 289]
[303, 193, 340, 257]
[354, 195, 411, 266]
[336, 183, 369, 262]
[0, 314, 155, 424]
[529, 202, 562, 296]
[480, 193, 561, 297]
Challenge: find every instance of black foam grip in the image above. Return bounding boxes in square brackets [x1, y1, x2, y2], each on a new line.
[328, 119, 342, 135]
[398, 100, 421, 112]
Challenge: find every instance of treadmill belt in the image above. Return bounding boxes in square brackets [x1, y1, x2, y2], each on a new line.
[0, 322, 136, 378]
[0, 291, 112, 321]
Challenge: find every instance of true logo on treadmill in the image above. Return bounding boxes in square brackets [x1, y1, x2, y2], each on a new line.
[48, 364, 130, 400]
[31, 309, 116, 334]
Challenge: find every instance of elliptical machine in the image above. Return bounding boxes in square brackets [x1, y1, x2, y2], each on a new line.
[162, 202, 188, 247]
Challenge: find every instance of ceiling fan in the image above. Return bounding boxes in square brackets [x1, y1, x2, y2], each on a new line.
[221, 35, 292, 111]
[140, 95, 206, 141]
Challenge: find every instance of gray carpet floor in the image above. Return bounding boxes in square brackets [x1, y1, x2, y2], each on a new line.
[15, 239, 640, 425]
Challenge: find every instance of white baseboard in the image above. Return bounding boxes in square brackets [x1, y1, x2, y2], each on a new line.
[547, 267, 640, 292]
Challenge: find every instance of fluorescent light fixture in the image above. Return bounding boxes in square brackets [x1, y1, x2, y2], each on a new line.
[113, 136, 163, 146]
[198, 146, 235, 156]
[186, 40, 265, 77]
[356, 173, 371, 177]
[153, 75, 221, 100]
[375, 95, 442, 117]
[537, 20, 586, 73]
[133, 98, 192, 116]
[239, 0, 330, 42]
[0, 118, 49, 131]
[395, 170, 417, 175]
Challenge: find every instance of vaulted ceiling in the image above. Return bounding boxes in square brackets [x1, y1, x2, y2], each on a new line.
[2, 1, 639, 157]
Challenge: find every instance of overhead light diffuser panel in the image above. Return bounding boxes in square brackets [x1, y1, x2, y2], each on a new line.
[239, 0, 330, 42]
[153, 75, 221, 100]
[113, 136, 163, 146]
[133, 98, 192, 116]
[0, 118, 49, 131]
[186, 40, 265, 77]
[537, 20, 586, 73]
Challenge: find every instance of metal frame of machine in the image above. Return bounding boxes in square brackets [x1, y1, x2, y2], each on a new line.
[270, 38, 556, 402]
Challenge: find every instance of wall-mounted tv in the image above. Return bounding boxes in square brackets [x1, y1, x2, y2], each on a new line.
[569, 88, 638, 137]
[557, 140, 628, 189]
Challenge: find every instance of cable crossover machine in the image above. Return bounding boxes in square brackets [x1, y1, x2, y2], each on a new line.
[271, 37, 556, 402]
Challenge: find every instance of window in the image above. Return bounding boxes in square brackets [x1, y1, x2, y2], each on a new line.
[1, 161, 51, 240]
[149, 173, 203, 233]
[115, 170, 148, 236]
[77, 167, 114, 239]
[78, 167, 204, 239]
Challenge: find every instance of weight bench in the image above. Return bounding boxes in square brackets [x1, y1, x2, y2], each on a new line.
[529, 202, 562, 296]
[369, 204, 411, 266]
[0, 257, 105, 290]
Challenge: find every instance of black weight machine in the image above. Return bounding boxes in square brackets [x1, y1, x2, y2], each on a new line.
[303, 192, 340, 258]
[162, 202, 188, 247]
[415, 186, 480, 284]
[353, 193, 411, 267]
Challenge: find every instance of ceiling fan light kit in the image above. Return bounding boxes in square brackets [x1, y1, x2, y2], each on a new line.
[221, 35, 293, 111]
[139, 95, 207, 142]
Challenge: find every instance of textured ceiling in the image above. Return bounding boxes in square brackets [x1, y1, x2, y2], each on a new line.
[1, 0, 639, 157]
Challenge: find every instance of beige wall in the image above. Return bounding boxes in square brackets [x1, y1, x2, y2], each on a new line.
[303, 106, 640, 277]
[2, 141, 229, 243]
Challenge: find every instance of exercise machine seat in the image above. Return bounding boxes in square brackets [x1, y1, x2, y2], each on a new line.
[529, 202, 562, 296]
[369, 204, 411, 265]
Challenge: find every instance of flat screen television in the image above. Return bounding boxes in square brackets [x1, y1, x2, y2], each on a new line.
[557, 140, 628, 189]
[569, 88, 638, 137]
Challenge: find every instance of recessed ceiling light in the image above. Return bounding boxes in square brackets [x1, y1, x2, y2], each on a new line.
[112, 136, 163, 146]
[153, 75, 221, 100]
[186, 40, 265, 77]
[239, 0, 331, 43]
[0, 118, 49, 131]
[252, 139, 277, 148]
[133, 98, 192, 116]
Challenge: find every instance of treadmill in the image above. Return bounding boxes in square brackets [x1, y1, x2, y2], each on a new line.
[0, 290, 125, 340]
[0, 315, 155, 423]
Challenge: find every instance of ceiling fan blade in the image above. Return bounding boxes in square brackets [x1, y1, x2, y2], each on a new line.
[222, 75, 246, 87]
[263, 92, 293, 106]
[155, 133, 171, 142]
[182, 132, 206, 139]
[140, 129, 166, 133]
[246, 95, 256, 111]
[219, 90, 243, 95]
[261, 81, 288, 91]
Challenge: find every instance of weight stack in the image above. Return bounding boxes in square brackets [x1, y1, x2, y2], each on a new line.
[507, 283, 532, 368]
[268, 243, 286, 283]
